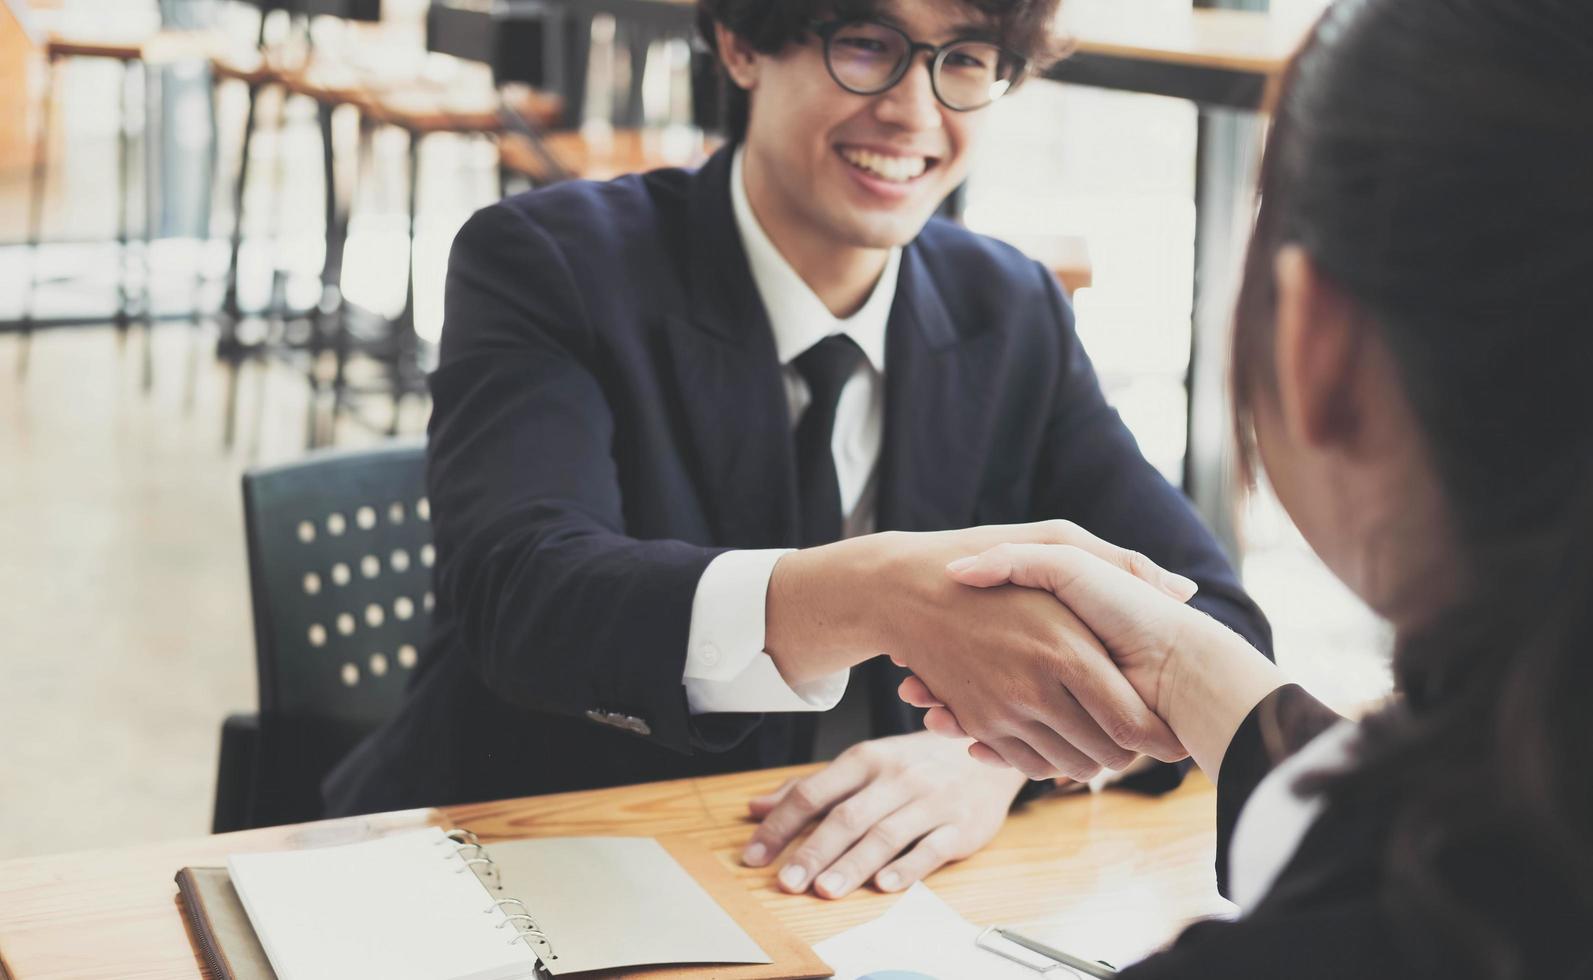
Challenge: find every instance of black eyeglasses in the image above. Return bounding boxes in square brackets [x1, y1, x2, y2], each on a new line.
[811, 19, 1027, 112]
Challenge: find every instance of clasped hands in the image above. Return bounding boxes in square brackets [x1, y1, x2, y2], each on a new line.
[768, 519, 1201, 781]
[899, 530, 1204, 778]
[746, 521, 1211, 898]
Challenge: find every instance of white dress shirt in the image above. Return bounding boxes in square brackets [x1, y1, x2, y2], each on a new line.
[681, 147, 901, 715]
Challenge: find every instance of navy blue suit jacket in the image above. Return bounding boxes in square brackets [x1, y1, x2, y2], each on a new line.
[323, 147, 1271, 816]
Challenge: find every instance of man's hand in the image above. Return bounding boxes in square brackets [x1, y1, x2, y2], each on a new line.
[739, 732, 1028, 898]
[766, 521, 1194, 781]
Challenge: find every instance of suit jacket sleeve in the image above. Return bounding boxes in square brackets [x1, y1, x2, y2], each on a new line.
[426, 202, 736, 756]
[1112, 686, 1372, 980]
[1214, 684, 1344, 895]
[1028, 264, 1272, 658]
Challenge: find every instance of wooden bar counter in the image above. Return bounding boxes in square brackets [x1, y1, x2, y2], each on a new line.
[0, 765, 1229, 979]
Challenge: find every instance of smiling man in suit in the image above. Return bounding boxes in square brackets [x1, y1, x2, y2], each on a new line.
[325, 0, 1270, 901]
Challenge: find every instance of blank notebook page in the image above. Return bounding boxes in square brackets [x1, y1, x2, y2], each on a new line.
[488, 836, 770, 975]
[228, 829, 541, 980]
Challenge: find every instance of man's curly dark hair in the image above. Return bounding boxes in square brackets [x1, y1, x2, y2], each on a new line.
[696, 0, 1067, 142]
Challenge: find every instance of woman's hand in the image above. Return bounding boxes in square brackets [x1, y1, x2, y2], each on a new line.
[947, 543, 1196, 719]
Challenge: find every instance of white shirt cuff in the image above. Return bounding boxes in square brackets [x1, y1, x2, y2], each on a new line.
[683, 549, 850, 715]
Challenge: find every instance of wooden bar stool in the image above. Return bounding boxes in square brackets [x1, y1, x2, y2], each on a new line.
[206, 43, 395, 449]
[331, 76, 564, 435]
[19, 24, 221, 384]
[271, 56, 409, 448]
[203, 7, 384, 450]
[208, 43, 289, 320]
[206, 41, 306, 447]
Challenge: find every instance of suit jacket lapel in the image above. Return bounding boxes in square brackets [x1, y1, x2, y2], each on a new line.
[663, 148, 801, 549]
[875, 244, 1003, 533]
[868, 244, 1009, 734]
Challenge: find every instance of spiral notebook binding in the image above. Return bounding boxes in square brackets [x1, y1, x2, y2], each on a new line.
[434, 830, 559, 973]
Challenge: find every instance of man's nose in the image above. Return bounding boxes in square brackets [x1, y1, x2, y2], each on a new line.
[874, 53, 944, 131]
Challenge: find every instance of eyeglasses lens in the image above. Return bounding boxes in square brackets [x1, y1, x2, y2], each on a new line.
[825, 23, 1016, 110]
[826, 21, 910, 93]
[936, 41, 1014, 109]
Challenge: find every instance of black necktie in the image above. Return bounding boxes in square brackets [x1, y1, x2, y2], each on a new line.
[793, 335, 865, 548]
[792, 334, 874, 760]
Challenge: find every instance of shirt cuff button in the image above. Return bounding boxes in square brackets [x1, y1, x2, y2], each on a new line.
[698, 643, 722, 669]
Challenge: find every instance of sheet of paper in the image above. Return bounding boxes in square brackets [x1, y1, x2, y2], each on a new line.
[488, 836, 771, 975]
[813, 883, 1067, 980]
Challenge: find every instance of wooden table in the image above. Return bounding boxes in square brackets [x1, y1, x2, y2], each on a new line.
[1049, 6, 1310, 109]
[0, 765, 1229, 979]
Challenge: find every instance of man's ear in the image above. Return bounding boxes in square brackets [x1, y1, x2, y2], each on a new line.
[1272, 245, 1371, 455]
[714, 21, 761, 91]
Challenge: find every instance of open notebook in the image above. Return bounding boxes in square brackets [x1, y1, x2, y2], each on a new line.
[205, 828, 829, 980]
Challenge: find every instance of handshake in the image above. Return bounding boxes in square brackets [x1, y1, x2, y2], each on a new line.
[766, 521, 1224, 782]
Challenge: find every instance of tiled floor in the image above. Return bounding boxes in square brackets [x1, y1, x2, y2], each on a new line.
[0, 325, 411, 859]
[0, 0, 1386, 862]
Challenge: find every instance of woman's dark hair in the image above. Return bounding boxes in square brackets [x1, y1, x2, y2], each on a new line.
[1233, 0, 1593, 975]
[695, 0, 1066, 142]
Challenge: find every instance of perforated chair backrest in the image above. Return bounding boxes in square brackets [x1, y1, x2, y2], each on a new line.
[241, 440, 433, 824]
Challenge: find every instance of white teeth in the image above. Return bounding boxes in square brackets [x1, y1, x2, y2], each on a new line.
[839, 147, 928, 183]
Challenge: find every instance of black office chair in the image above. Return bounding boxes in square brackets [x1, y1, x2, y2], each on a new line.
[213, 439, 433, 832]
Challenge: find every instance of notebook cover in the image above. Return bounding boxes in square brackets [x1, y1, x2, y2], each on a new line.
[174, 867, 278, 980]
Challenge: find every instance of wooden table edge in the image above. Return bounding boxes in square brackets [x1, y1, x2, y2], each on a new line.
[0, 767, 1225, 980]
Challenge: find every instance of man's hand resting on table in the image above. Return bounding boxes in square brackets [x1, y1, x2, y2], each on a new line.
[739, 731, 1027, 898]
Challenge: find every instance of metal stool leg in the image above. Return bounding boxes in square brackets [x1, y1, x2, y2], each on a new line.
[235, 84, 293, 448]
[623, 26, 651, 128]
[326, 114, 374, 444]
[221, 81, 261, 323]
[263, 86, 289, 295]
[308, 99, 354, 448]
[140, 61, 156, 394]
[19, 54, 58, 379]
[115, 60, 133, 349]
[390, 128, 421, 437]
[192, 63, 220, 319]
[185, 63, 224, 414]
[221, 80, 263, 448]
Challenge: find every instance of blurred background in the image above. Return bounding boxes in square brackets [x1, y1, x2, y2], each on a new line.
[0, 0, 1386, 859]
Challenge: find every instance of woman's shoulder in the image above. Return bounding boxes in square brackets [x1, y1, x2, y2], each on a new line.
[1127, 750, 1593, 979]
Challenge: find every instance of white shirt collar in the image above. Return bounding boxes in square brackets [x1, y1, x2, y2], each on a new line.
[729, 146, 897, 372]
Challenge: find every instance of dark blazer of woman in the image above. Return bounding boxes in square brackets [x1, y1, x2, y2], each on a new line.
[1120, 688, 1592, 979]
